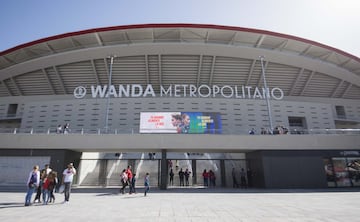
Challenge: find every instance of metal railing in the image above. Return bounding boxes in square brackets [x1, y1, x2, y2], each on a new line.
[0, 127, 359, 135]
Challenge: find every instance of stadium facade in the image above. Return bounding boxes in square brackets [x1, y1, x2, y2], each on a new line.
[0, 24, 359, 189]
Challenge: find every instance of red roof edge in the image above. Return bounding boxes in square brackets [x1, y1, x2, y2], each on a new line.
[1, 23, 359, 62]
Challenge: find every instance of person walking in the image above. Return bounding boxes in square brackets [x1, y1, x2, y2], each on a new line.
[25, 165, 40, 206]
[144, 173, 150, 196]
[48, 171, 58, 203]
[126, 165, 133, 194]
[120, 169, 128, 194]
[61, 163, 76, 203]
[130, 173, 136, 194]
[42, 175, 51, 205]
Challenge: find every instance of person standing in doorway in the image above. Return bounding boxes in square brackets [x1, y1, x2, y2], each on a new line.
[184, 168, 191, 186]
[169, 168, 174, 186]
[232, 168, 239, 188]
[202, 169, 209, 187]
[25, 165, 40, 206]
[178, 168, 185, 186]
[247, 168, 253, 188]
[62, 163, 76, 203]
[240, 168, 247, 188]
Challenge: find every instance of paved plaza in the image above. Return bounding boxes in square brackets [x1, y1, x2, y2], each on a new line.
[1, 187, 360, 222]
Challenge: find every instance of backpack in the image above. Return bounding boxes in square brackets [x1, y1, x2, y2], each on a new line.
[28, 172, 37, 188]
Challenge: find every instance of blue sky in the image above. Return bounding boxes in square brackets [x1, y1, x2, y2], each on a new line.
[1, 0, 359, 57]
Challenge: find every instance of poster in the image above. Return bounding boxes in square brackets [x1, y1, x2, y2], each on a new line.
[139, 112, 222, 134]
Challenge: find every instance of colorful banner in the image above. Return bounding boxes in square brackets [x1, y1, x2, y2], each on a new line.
[140, 112, 222, 134]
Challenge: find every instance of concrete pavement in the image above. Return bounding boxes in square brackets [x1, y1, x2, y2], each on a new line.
[1, 187, 360, 222]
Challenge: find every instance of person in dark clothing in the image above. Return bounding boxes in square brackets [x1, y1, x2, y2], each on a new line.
[178, 168, 185, 186]
[209, 170, 216, 187]
[184, 168, 191, 186]
[240, 168, 247, 188]
[169, 168, 174, 186]
[232, 168, 239, 188]
[247, 168, 253, 188]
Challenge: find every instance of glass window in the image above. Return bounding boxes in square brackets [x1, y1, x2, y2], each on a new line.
[345, 158, 360, 186]
[332, 158, 352, 187]
[323, 158, 336, 187]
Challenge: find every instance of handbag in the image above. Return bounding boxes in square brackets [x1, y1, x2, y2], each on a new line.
[58, 184, 65, 193]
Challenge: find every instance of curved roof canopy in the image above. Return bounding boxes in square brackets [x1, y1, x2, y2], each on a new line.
[0, 24, 359, 99]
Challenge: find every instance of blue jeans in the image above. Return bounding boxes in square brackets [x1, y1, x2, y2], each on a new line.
[25, 186, 36, 205]
[42, 189, 49, 204]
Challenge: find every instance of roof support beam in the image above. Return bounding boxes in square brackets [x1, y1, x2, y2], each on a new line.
[69, 37, 79, 48]
[257, 60, 269, 87]
[246, 59, 257, 85]
[339, 58, 352, 67]
[124, 32, 131, 43]
[104, 58, 109, 78]
[341, 84, 352, 98]
[145, 55, 150, 84]
[289, 68, 304, 96]
[300, 45, 312, 56]
[330, 80, 344, 98]
[90, 60, 100, 85]
[184, 29, 206, 39]
[21, 48, 33, 58]
[208, 56, 216, 85]
[320, 51, 333, 60]
[53, 66, 66, 94]
[229, 32, 237, 45]
[300, 71, 315, 96]
[2, 55, 14, 64]
[42, 69, 56, 94]
[196, 55, 203, 86]
[275, 40, 288, 51]
[205, 31, 210, 43]
[1, 80, 12, 96]
[44, 43, 55, 54]
[158, 55, 162, 86]
[94, 33, 103, 46]
[255, 35, 266, 48]
[10, 77, 22, 96]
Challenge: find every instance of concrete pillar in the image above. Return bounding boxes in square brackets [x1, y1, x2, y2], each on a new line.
[220, 159, 226, 187]
[160, 149, 168, 190]
[192, 159, 197, 185]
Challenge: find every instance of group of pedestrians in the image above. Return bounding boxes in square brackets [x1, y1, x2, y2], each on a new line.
[24, 162, 76, 206]
[119, 165, 150, 196]
[56, 122, 70, 134]
[232, 167, 252, 188]
[120, 165, 136, 194]
[178, 168, 192, 186]
[202, 169, 216, 187]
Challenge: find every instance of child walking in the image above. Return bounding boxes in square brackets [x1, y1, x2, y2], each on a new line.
[144, 173, 149, 196]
